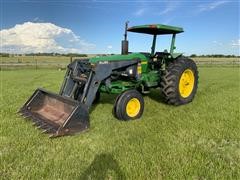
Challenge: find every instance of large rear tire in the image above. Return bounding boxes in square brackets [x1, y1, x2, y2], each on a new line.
[160, 57, 198, 105]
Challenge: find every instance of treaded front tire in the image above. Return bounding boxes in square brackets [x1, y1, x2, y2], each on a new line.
[113, 90, 144, 121]
[160, 56, 198, 105]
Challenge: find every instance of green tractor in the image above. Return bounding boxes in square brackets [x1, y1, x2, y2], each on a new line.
[19, 22, 198, 137]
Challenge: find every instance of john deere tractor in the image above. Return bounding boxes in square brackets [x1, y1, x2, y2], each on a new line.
[19, 22, 198, 137]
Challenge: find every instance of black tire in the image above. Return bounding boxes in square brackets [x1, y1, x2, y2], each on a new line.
[160, 56, 198, 105]
[113, 90, 144, 121]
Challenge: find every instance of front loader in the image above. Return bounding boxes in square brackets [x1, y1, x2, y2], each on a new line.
[19, 22, 198, 137]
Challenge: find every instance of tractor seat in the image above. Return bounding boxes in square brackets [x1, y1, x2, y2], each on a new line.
[152, 50, 170, 62]
[154, 50, 169, 58]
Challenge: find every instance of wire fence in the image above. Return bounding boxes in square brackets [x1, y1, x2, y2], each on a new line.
[194, 60, 240, 67]
[0, 62, 69, 70]
[0, 57, 239, 70]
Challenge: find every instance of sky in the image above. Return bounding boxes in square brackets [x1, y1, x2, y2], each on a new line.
[0, 0, 239, 55]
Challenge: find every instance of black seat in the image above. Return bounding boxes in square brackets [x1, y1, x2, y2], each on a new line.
[154, 50, 169, 58]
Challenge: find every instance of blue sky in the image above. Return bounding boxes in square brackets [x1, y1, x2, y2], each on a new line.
[0, 0, 239, 55]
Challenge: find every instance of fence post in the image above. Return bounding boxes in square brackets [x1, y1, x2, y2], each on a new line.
[34, 56, 37, 70]
[70, 56, 73, 63]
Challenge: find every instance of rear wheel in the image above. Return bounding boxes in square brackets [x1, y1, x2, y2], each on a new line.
[113, 90, 144, 120]
[160, 57, 198, 105]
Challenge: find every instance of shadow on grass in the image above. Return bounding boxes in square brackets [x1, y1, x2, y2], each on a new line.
[144, 89, 165, 104]
[99, 93, 118, 104]
[90, 89, 165, 113]
[98, 89, 165, 104]
[90, 93, 118, 113]
[79, 153, 126, 180]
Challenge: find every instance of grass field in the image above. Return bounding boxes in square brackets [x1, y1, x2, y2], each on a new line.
[0, 67, 239, 179]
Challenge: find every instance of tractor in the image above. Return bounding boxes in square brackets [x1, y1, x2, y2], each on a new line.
[19, 22, 198, 137]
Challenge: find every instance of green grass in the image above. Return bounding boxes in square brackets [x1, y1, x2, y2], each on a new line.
[0, 68, 239, 179]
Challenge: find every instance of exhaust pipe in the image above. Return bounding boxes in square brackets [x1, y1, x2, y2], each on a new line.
[121, 21, 129, 55]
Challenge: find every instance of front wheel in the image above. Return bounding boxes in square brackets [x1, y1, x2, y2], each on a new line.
[160, 57, 198, 105]
[113, 90, 144, 121]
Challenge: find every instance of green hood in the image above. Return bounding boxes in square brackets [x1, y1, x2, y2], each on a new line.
[89, 53, 148, 63]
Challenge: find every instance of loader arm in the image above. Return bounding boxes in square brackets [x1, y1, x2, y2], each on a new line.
[19, 59, 139, 137]
[82, 60, 139, 108]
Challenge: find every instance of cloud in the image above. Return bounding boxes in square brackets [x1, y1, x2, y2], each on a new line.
[231, 39, 240, 47]
[32, 17, 44, 23]
[134, 8, 146, 16]
[212, 40, 223, 46]
[134, 1, 179, 17]
[157, 2, 179, 16]
[198, 1, 229, 12]
[0, 22, 95, 53]
[158, 6, 174, 15]
[107, 45, 113, 49]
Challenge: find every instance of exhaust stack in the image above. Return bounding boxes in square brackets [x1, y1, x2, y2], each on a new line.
[121, 21, 129, 55]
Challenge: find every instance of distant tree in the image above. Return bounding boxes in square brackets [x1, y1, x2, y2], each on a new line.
[0, 53, 10, 57]
[65, 53, 88, 57]
[190, 54, 197, 57]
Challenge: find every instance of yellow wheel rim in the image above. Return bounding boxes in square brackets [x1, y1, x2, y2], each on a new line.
[126, 98, 141, 117]
[179, 69, 195, 98]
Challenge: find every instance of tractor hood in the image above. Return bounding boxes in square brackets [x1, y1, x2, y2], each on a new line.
[89, 53, 148, 63]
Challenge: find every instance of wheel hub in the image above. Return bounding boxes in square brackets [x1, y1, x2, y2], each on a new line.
[126, 98, 141, 117]
[179, 69, 195, 98]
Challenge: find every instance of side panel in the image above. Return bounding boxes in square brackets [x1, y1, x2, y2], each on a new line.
[141, 71, 160, 87]
[89, 53, 148, 63]
[171, 53, 183, 59]
[99, 80, 139, 94]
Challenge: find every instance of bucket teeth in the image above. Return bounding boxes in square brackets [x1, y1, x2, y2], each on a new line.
[19, 111, 58, 134]
[20, 112, 28, 117]
[20, 111, 32, 119]
[49, 132, 59, 138]
[36, 123, 47, 130]
[49, 134, 55, 138]
[32, 118, 42, 124]
[42, 127, 56, 134]
[31, 120, 57, 134]
[42, 129, 49, 133]
[23, 115, 31, 119]
[19, 110, 57, 134]
[41, 124, 51, 130]
[32, 121, 41, 126]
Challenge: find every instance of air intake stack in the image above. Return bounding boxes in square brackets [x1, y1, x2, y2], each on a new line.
[121, 21, 129, 55]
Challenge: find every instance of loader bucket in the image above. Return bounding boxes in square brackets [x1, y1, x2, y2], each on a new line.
[19, 88, 89, 137]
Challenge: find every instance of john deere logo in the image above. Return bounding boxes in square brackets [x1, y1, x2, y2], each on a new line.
[99, 61, 109, 64]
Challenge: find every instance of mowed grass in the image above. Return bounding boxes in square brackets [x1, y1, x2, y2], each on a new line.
[0, 67, 239, 179]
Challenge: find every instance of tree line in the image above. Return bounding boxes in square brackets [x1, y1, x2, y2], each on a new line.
[0, 53, 88, 57]
[0, 53, 239, 58]
[189, 54, 239, 58]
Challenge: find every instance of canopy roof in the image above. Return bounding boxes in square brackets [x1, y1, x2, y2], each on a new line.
[127, 24, 184, 35]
